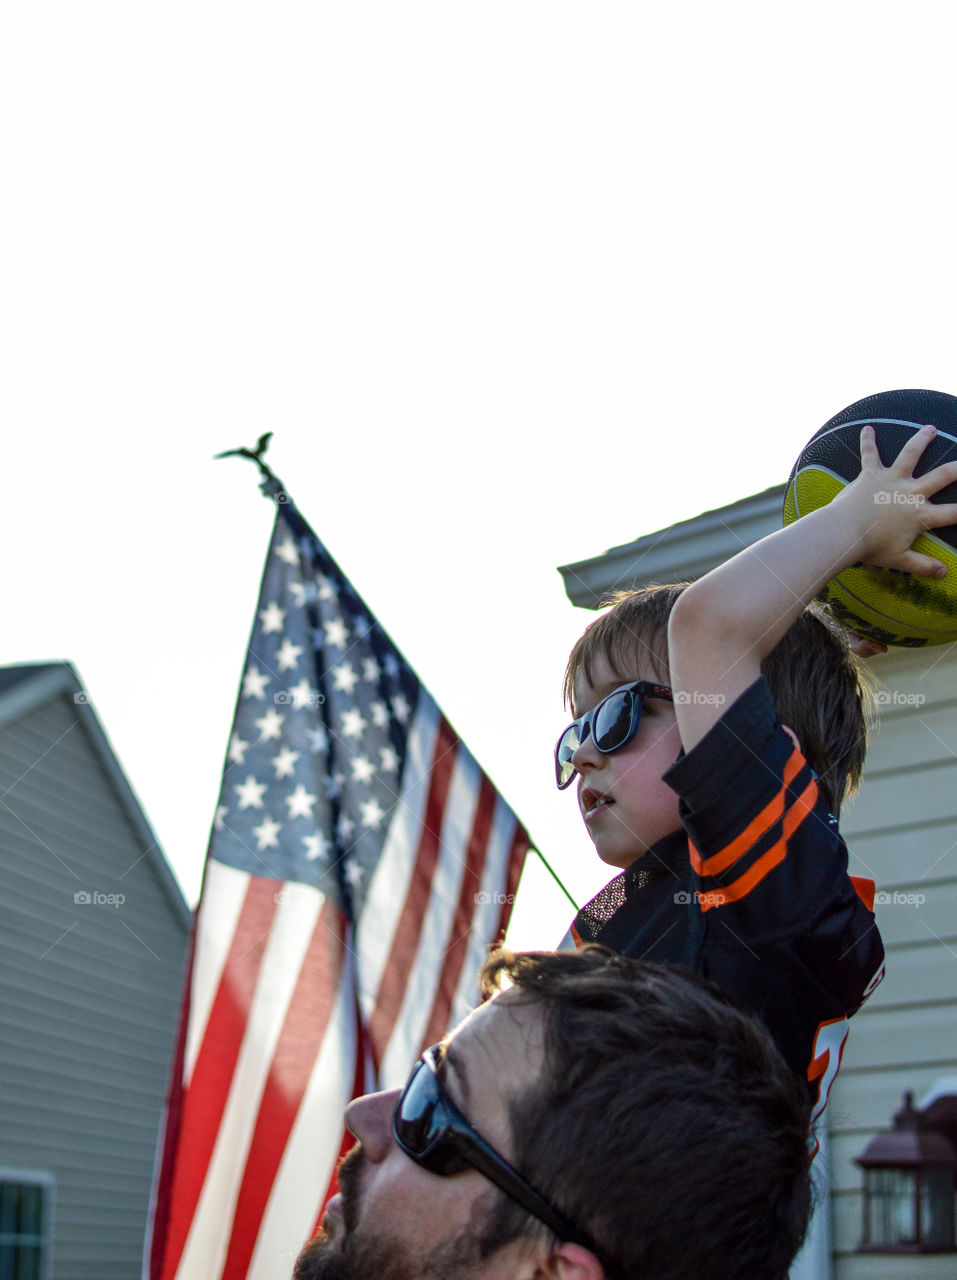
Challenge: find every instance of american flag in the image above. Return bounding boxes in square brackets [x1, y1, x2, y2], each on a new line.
[147, 489, 531, 1280]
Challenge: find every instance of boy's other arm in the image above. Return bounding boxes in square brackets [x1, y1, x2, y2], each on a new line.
[668, 425, 957, 751]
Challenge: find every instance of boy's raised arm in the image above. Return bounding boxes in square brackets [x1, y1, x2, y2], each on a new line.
[668, 425, 957, 752]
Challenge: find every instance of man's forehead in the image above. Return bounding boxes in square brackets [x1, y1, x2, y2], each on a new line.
[444, 992, 546, 1107]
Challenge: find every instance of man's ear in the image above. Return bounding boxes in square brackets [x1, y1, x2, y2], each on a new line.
[539, 1241, 606, 1280]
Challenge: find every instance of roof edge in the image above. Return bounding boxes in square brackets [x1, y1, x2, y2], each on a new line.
[559, 483, 786, 609]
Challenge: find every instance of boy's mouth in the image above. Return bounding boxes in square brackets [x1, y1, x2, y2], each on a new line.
[581, 788, 612, 815]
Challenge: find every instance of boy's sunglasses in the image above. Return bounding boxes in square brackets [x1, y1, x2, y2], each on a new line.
[555, 680, 674, 789]
[393, 1044, 596, 1252]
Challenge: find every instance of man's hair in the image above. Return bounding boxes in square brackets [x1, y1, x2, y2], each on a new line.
[479, 946, 813, 1280]
[563, 583, 872, 814]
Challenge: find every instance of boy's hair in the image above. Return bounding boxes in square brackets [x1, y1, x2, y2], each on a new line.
[479, 946, 813, 1280]
[564, 583, 872, 814]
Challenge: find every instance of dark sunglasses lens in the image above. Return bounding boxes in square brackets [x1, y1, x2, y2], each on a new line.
[395, 1060, 470, 1175]
[556, 726, 581, 787]
[593, 691, 635, 752]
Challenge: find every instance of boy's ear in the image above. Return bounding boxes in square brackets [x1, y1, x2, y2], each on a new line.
[781, 724, 803, 754]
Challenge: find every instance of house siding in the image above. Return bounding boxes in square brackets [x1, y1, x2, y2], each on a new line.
[0, 687, 189, 1279]
[829, 645, 957, 1278]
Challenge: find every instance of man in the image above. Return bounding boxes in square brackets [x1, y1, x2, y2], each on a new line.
[294, 946, 812, 1280]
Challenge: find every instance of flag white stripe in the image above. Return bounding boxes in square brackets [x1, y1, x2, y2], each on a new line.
[449, 797, 521, 1029]
[379, 746, 481, 1088]
[176, 882, 324, 1279]
[354, 695, 441, 1025]
[184, 860, 252, 1085]
[246, 969, 357, 1280]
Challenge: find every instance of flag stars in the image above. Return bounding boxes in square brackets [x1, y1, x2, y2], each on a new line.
[243, 666, 270, 700]
[255, 708, 285, 741]
[324, 618, 350, 649]
[235, 776, 267, 810]
[360, 798, 386, 830]
[272, 746, 300, 779]
[253, 815, 282, 850]
[337, 813, 355, 842]
[384, 654, 400, 679]
[332, 662, 359, 695]
[307, 725, 329, 755]
[341, 707, 367, 739]
[260, 602, 286, 634]
[285, 784, 318, 820]
[379, 745, 399, 773]
[276, 638, 303, 671]
[228, 732, 250, 765]
[351, 755, 375, 784]
[392, 693, 411, 724]
[290, 580, 318, 606]
[289, 677, 316, 709]
[317, 575, 337, 602]
[277, 536, 300, 566]
[304, 832, 331, 862]
[370, 701, 389, 728]
[345, 860, 365, 889]
[362, 658, 381, 683]
[214, 805, 228, 831]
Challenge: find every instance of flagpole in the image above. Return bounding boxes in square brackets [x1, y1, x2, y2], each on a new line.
[216, 434, 584, 923]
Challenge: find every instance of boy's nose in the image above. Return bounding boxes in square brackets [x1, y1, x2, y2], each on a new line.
[571, 728, 603, 775]
[344, 1088, 399, 1163]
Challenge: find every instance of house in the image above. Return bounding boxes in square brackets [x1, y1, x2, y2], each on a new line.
[560, 488, 957, 1279]
[0, 663, 191, 1279]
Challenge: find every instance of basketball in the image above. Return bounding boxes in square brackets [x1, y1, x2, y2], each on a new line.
[783, 389, 957, 647]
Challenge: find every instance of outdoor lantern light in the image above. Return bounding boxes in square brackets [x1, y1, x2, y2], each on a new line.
[856, 1091, 957, 1253]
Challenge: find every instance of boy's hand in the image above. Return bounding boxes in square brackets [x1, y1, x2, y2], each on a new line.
[669, 423, 957, 753]
[836, 424, 957, 576]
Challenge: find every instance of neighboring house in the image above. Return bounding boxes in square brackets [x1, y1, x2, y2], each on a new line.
[560, 488, 957, 1280]
[0, 663, 191, 1280]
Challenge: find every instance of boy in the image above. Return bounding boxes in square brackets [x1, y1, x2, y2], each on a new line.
[557, 425, 957, 1121]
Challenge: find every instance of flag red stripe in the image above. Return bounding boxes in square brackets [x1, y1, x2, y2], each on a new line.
[367, 717, 459, 1065]
[217, 899, 347, 1280]
[148, 921, 197, 1280]
[495, 825, 530, 943]
[420, 773, 496, 1048]
[158, 878, 279, 1280]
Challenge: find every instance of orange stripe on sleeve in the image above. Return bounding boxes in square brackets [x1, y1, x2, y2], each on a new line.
[699, 776, 818, 912]
[689, 749, 806, 879]
[849, 876, 876, 912]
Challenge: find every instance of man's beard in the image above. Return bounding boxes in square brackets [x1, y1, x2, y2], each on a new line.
[292, 1146, 498, 1280]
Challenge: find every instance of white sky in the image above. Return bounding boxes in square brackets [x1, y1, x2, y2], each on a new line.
[3, 1, 957, 949]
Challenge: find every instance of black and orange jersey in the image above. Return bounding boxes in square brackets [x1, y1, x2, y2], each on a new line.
[572, 677, 884, 1120]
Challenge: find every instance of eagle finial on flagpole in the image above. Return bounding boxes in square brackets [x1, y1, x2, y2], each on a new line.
[215, 432, 288, 502]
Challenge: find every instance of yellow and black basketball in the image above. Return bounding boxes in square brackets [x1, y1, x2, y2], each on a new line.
[783, 389, 957, 647]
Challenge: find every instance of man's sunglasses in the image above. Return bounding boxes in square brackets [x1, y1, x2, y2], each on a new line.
[393, 1044, 596, 1253]
[555, 680, 674, 789]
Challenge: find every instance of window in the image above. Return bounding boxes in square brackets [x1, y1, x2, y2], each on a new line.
[0, 1177, 52, 1280]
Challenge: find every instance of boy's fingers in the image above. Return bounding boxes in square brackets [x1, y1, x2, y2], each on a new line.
[891, 423, 939, 472]
[920, 460, 957, 495]
[896, 550, 948, 578]
[859, 424, 880, 466]
[919, 500, 957, 530]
